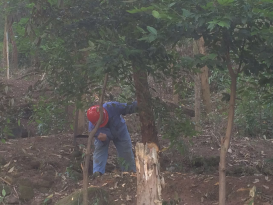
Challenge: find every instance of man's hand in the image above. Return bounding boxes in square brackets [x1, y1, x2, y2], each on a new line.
[97, 133, 107, 141]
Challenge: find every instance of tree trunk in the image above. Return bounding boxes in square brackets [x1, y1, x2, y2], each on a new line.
[83, 74, 108, 205]
[193, 41, 201, 131]
[136, 142, 165, 205]
[194, 74, 201, 131]
[219, 52, 237, 205]
[132, 66, 159, 145]
[8, 26, 18, 70]
[196, 37, 212, 114]
[3, 12, 9, 79]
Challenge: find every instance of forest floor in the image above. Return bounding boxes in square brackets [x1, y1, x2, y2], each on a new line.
[0, 72, 273, 205]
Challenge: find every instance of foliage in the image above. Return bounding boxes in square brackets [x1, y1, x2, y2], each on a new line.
[235, 74, 273, 138]
[154, 100, 196, 153]
[30, 98, 71, 135]
[0, 187, 6, 203]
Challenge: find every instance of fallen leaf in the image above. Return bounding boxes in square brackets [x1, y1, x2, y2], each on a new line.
[122, 183, 125, 187]
[228, 163, 233, 167]
[102, 183, 107, 186]
[22, 149, 27, 154]
[4, 162, 11, 168]
[262, 185, 269, 190]
[249, 186, 256, 197]
[265, 176, 270, 182]
[8, 166, 15, 173]
[253, 179, 259, 184]
[126, 195, 132, 201]
[228, 148, 232, 153]
[236, 188, 250, 192]
[114, 182, 118, 189]
[214, 182, 219, 186]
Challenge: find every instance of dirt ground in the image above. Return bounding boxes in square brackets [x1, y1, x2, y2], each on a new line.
[0, 73, 273, 205]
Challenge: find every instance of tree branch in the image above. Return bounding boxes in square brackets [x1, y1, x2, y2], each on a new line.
[237, 38, 246, 73]
[83, 73, 108, 205]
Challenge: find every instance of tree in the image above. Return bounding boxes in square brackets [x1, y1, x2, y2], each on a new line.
[196, 37, 212, 114]
[133, 0, 273, 204]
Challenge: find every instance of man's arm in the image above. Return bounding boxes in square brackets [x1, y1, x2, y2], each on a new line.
[88, 122, 113, 140]
[113, 101, 138, 116]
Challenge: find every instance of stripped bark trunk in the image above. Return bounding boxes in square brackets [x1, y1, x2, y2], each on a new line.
[193, 40, 201, 131]
[3, 12, 9, 79]
[219, 52, 237, 205]
[136, 142, 165, 205]
[132, 66, 159, 146]
[83, 74, 108, 205]
[8, 26, 18, 70]
[194, 74, 201, 131]
[196, 37, 212, 114]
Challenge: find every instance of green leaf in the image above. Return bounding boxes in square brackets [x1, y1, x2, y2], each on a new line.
[2, 189, 6, 197]
[217, 21, 230, 28]
[147, 26, 157, 35]
[152, 10, 160, 18]
[182, 9, 192, 17]
[169, 2, 176, 7]
[1, 139, 6, 143]
[217, 0, 234, 5]
[18, 120, 21, 126]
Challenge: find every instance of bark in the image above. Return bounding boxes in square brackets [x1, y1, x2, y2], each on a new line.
[194, 74, 201, 131]
[74, 98, 86, 137]
[196, 37, 212, 114]
[3, 12, 9, 79]
[8, 26, 18, 70]
[132, 66, 159, 145]
[193, 41, 201, 131]
[171, 69, 179, 104]
[136, 142, 165, 205]
[219, 52, 237, 205]
[83, 74, 108, 205]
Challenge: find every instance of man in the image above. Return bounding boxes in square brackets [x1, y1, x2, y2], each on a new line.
[87, 101, 137, 175]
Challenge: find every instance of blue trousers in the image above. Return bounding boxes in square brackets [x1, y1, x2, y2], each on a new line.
[93, 126, 136, 174]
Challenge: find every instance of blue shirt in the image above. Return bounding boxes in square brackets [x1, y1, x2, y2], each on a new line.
[88, 101, 137, 140]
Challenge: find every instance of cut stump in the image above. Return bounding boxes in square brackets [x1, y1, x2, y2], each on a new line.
[136, 142, 165, 205]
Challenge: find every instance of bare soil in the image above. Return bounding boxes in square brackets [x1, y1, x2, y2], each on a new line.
[0, 73, 273, 205]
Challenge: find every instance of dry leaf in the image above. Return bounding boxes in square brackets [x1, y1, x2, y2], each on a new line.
[265, 176, 270, 182]
[102, 183, 107, 186]
[122, 183, 125, 187]
[253, 179, 259, 184]
[236, 188, 250, 192]
[4, 162, 11, 168]
[262, 185, 269, 189]
[126, 195, 132, 201]
[8, 166, 15, 173]
[22, 149, 27, 154]
[228, 148, 232, 153]
[249, 186, 256, 197]
[228, 163, 233, 167]
[114, 182, 118, 189]
[214, 182, 219, 186]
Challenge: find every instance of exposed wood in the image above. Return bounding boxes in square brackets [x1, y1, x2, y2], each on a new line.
[8, 26, 18, 70]
[6, 31, 9, 79]
[196, 37, 212, 114]
[133, 66, 159, 146]
[136, 142, 165, 205]
[193, 40, 201, 131]
[83, 74, 108, 205]
[194, 74, 201, 131]
[219, 51, 237, 205]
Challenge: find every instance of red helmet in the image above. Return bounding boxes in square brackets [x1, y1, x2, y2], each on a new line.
[87, 105, 109, 127]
